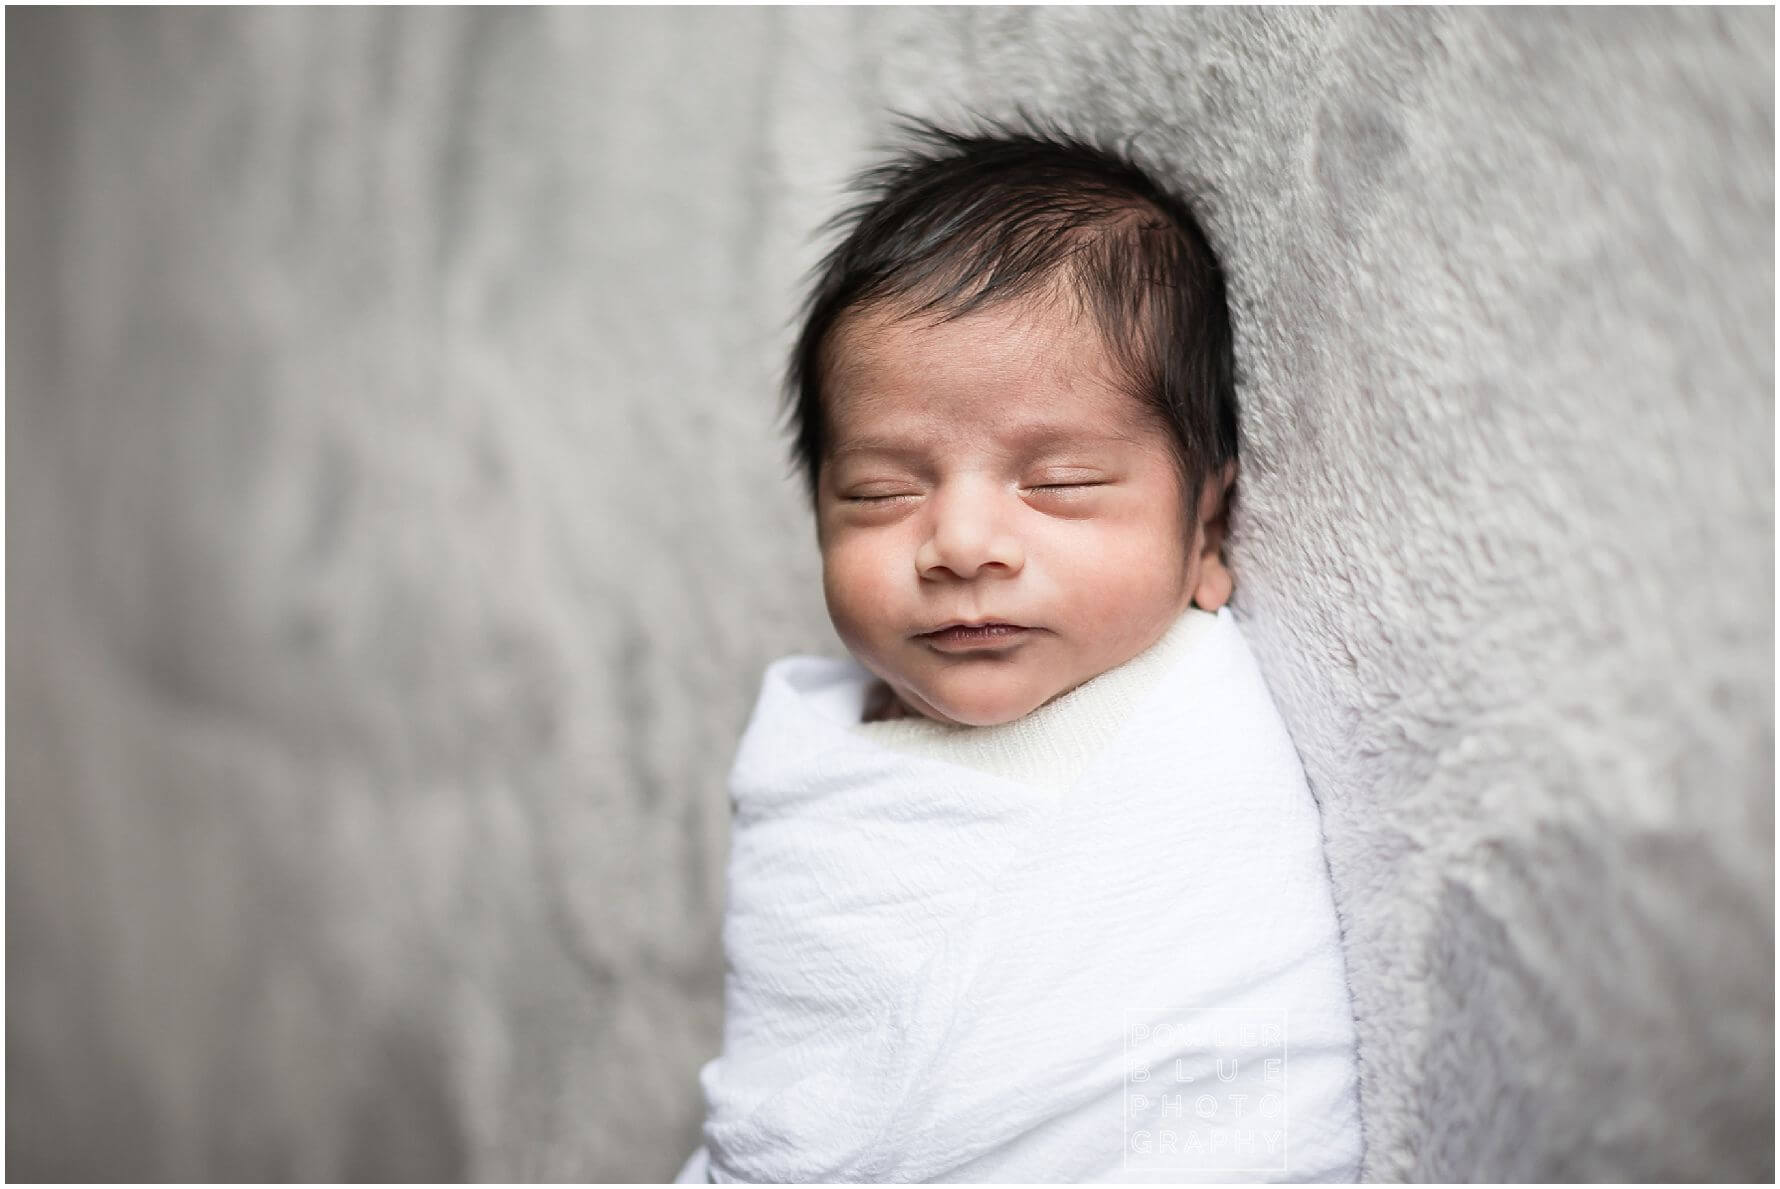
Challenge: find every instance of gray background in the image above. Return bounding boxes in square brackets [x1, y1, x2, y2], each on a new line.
[8, 6, 1772, 1182]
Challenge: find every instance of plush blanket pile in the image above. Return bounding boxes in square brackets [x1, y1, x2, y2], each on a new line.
[9, 9, 1768, 1181]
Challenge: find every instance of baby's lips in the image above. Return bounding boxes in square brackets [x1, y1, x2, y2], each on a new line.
[916, 618, 1030, 636]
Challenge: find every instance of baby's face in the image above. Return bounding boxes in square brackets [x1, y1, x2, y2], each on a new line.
[816, 297, 1232, 727]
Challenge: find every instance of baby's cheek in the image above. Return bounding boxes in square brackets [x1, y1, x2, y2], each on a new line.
[1051, 524, 1163, 583]
[1051, 531, 1190, 626]
[821, 537, 900, 630]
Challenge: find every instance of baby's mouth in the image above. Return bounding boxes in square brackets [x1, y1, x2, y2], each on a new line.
[919, 623, 1033, 651]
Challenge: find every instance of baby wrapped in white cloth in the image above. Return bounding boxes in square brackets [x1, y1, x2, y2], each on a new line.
[676, 605, 1364, 1183]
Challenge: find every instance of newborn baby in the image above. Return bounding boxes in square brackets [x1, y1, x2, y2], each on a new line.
[677, 113, 1363, 1183]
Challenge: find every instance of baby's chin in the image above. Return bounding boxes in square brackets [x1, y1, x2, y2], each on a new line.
[891, 673, 1063, 728]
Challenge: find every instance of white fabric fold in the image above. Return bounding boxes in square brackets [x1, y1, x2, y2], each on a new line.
[682, 606, 1363, 1183]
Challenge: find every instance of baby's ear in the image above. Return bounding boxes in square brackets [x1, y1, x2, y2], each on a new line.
[1190, 461, 1238, 611]
[1198, 460, 1238, 541]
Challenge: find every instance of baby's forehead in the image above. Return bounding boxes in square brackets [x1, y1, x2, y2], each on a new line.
[824, 299, 1141, 426]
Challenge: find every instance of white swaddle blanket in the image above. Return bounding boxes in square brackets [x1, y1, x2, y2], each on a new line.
[678, 606, 1363, 1183]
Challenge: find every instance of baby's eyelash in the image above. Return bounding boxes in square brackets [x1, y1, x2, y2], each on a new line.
[844, 482, 1106, 503]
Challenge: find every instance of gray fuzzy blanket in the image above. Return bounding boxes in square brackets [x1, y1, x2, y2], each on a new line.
[9, 6, 1771, 1181]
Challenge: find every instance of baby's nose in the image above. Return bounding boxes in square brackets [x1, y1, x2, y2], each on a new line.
[915, 485, 1025, 579]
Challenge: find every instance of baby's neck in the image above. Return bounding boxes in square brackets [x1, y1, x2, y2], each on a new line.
[861, 680, 921, 723]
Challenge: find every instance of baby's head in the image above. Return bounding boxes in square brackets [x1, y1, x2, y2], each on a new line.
[782, 112, 1239, 728]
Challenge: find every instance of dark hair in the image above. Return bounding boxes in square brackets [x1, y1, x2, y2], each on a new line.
[780, 108, 1239, 534]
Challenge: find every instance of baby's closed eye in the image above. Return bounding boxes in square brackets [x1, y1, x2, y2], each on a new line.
[844, 480, 1110, 501]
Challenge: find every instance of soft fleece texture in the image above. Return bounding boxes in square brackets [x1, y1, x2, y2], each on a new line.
[8, 6, 1771, 1181]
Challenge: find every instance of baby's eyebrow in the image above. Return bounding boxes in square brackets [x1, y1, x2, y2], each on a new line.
[829, 439, 922, 463]
[831, 425, 1134, 460]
